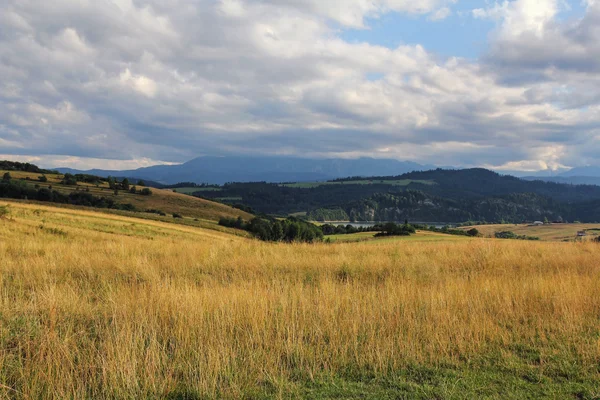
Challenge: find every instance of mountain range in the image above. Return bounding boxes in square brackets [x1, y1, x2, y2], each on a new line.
[522, 166, 600, 186]
[54, 156, 438, 185]
[53, 156, 600, 186]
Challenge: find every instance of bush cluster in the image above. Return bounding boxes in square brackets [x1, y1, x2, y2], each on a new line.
[0, 161, 52, 173]
[145, 209, 167, 216]
[219, 216, 324, 243]
[375, 222, 416, 237]
[495, 231, 540, 241]
[320, 223, 377, 235]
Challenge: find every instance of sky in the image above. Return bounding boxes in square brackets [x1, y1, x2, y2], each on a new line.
[1, 0, 600, 172]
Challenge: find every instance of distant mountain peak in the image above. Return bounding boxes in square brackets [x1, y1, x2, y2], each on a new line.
[55, 155, 438, 185]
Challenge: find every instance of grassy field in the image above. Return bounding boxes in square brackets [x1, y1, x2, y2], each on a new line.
[461, 223, 600, 242]
[1, 170, 251, 222]
[172, 187, 222, 195]
[1, 201, 600, 399]
[327, 230, 470, 243]
[279, 179, 435, 189]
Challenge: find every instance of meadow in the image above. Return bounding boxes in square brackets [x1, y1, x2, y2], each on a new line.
[462, 223, 600, 242]
[0, 170, 251, 222]
[1, 201, 599, 399]
[279, 179, 435, 189]
[326, 230, 470, 243]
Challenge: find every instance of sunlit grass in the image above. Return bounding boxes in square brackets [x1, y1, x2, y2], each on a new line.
[327, 230, 469, 243]
[1, 201, 599, 398]
[462, 223, 600, 242]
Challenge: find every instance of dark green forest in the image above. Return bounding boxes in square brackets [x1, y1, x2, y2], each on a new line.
[195, 169, 600, 223]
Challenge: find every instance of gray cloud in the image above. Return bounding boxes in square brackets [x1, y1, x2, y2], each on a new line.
[0, 0, 599, 171]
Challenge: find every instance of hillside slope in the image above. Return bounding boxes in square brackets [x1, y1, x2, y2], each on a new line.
[0, 169, 253, 222]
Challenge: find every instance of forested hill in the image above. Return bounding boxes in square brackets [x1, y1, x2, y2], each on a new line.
[337, 168, 600, 203]
[195, 168, 600, 223]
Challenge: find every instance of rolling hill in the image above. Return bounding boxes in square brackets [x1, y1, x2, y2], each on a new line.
[195, 168, 600, 223]
[0, 166, 253, 225]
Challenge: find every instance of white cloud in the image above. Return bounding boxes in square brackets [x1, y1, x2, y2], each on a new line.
[119, 69, 158, 98]
[53, 28, 94, 55]
[0, 0, 599, 171]
[473, 0, 559, 37]
[429, 7, 452, 21]
[0, 154, 179, 170]
[261, 0, 456, 28]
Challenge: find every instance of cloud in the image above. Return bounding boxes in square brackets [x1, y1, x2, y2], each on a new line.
[0, 154, 178, 170]
[0, 0, 599, 171]
[119, 68, 158, 98]
[480, 0, 600, 76]
[260, 0, 457, 28]
[473, 0, 559, 37]
[429, 7, 452, 21]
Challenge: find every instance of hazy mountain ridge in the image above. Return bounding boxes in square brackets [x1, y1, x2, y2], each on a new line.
[54, 156, 438, 185]
[522, 176, 600, 186]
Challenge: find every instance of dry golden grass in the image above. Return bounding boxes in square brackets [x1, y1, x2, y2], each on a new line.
[461, 223, 600, 242]
[1, 201, 599, 398]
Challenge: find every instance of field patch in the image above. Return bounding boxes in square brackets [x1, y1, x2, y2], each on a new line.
[460, 223, 600, 242]
[280, 179, 436, 188]
[172, 187, 222, 194]
[327, 230, 469, 243]
[1, 202, 599, 399]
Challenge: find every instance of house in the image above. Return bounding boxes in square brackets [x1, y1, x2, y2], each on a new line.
[577, 231, 587, 237]
[532, 221, 544, 226]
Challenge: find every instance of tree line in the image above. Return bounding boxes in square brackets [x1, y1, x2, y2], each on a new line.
[219, 216, 324, 243]
[0, 179, 136, 211]
[0, 161, 55, 174]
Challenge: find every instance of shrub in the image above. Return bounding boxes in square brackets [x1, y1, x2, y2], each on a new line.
[219, 216, 323, 243]
[130, 186, 137, 194]
[0, 205, 10, 219]
[495, 231, 539, 241]
[39, 175, 48, 182]
[173, 213, 183, 219]
[2, 172, 11, 182]
[121, 178, 130, 191]
[375, 222, 415, 237]
[39, 225, 68, 237]
[62, 173, 77, 185]
[145, 209, 166, 216]
[141, 188, 152, 196]
[467, 228, 480, 237]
